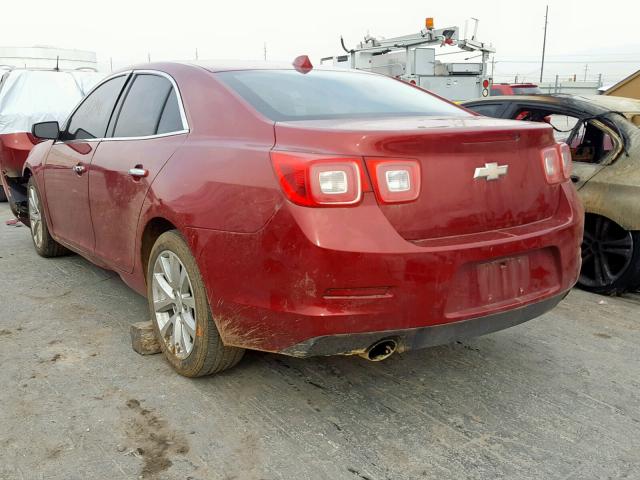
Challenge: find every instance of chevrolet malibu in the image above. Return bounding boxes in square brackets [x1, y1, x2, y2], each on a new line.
[9, 59, 583, 377]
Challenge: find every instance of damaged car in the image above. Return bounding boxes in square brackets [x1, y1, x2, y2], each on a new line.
[8, 59, 583, 377]
[463, 94, 640, 294]
[0, 67, 102, 202]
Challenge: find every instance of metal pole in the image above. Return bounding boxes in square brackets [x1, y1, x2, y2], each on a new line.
[540, 5, 548, 83]
[583, 64, 589, 81]
[264, 42, 267, 61]
[491, 57, 495, 78]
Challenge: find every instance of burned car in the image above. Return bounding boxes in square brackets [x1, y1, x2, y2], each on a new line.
[463, 94, 640, 294]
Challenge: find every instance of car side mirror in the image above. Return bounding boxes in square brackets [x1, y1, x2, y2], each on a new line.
[32, 121, 60, 140]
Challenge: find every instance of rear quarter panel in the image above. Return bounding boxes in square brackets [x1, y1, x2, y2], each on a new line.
[578, 134, 640, 230]
[124, 65, 282, 295]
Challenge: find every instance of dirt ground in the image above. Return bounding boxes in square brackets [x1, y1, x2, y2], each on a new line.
[1, 202, 639, 480]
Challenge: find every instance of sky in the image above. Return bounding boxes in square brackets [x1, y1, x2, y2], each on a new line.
[2, 0, 639, 85]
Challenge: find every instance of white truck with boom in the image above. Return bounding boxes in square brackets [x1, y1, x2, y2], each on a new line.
[321, 18, 495, 102]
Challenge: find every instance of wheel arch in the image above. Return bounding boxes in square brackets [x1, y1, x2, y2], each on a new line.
[140, 217, 179, 278]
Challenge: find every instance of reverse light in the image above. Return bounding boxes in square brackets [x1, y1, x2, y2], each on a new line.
[385, 170, 411, 192]
[365, 158, 421, 204]
[318, 170, 348, 194]
[271, 151, 367, 206]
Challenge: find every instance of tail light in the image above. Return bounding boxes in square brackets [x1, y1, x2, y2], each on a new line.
[541, 144, 570, 184]
[558, 142, 572, 178]
[365, 158, 421, 204]
[270, 151, 368, 207]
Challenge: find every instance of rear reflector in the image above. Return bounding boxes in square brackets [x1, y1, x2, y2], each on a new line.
[271, 151, 367, 207]
[365, 158, 421, 204]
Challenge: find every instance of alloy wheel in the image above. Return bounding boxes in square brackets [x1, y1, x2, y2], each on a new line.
[152, 250, 197, 359]
[28, 186, 43, 249]
[580, 216, 634, 288]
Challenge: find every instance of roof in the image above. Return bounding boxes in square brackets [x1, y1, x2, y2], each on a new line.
[603, 69, 640, 95]
[463, 94, 640, 113]
[110, 60, 366, 79]
[182, 59, 356, 73]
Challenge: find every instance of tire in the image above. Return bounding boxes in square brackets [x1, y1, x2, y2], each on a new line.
[578, 214, 640, 295]
[27, 177, 69, 258]
[147, 230, 245, 377]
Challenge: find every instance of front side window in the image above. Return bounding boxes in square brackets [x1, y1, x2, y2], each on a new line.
[217, 70, 469, 121]
[113, 74, 183, 138]
[64, 75, 127, 141]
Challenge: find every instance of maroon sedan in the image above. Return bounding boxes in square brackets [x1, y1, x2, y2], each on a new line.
[7, 59, 583, 377]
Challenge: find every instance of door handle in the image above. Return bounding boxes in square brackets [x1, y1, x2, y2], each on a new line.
[128, 167, 149, 178]
[570, 174, 580, 183]
[72, 164, 86, 174]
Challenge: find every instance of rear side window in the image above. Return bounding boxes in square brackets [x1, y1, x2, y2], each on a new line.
[217, 70, 468, 121]
[64, 75, 127, 140]
[157, 90, 183, 134]
[113, 74, 183, 138]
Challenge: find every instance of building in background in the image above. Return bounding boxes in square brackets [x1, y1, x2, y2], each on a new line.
[601, 70, 640, 100]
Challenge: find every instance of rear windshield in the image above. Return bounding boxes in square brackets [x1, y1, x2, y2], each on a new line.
[217, 69, 469, 121]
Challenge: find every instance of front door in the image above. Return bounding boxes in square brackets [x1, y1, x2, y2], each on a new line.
[89, 72, 188, 272]
[44, 74, 128, 253]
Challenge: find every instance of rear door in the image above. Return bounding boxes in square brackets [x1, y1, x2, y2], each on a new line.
[44, 74, 128, 253]
[89, 71, 188, 272]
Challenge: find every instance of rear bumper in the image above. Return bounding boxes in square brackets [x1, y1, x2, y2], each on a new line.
[188, 183, 583, 355]
[282, 291, 568, 357]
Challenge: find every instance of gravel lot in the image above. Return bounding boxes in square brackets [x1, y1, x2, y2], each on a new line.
[1, 202, 639, 480]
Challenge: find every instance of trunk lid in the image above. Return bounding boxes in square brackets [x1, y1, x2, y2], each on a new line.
[274, 116, 560, 240]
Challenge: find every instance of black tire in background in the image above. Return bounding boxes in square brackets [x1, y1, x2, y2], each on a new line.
[578, 214, 640, 295]
[147, 230, 245, 377]
[27, 177, 69, 258]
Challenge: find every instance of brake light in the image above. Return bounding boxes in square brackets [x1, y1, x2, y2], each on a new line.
[541, 144, 570, 184]
[270, 151, 367, 206]
[365, 158, 421, 204]
[293, 55, 313, 74]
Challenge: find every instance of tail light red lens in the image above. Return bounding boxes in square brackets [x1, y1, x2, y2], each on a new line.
[270, 151, 367, 206]
[540, 143, 570, 184]
[365, 158, 421, 204]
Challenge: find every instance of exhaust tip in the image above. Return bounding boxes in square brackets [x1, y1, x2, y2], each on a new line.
[361, 339, 398, 362]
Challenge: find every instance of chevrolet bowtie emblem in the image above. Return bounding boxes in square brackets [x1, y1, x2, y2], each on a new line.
[474, 162, 509, 181]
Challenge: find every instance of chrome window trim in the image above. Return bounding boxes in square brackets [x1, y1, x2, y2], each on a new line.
[57, 69, 190, 144]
